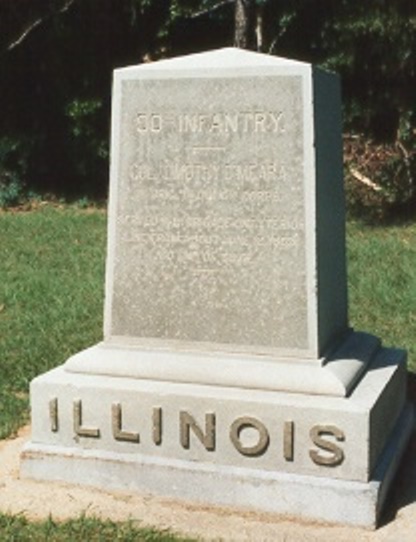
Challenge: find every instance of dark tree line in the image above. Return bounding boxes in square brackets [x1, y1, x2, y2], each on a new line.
[0, 0, 415, 213]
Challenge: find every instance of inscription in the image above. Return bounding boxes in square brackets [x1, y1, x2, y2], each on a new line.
[180, 411, 216, 451]
[118, 213, 301, 271]
[73, 399, 100, 439]
[49, 397, 58, 432]
[119, 216, 301, 232]
[135, 111, 285, 134]
[309, 425, 345, 466]
[153, 406, 163, 446]
[51, 400, 346, 468]
[283, 421, 295, 462]
[112, 75, 308, 350]
[129, 161, 286, 185]
[112, 402, 140, 442]
[230, 416, 270, 457]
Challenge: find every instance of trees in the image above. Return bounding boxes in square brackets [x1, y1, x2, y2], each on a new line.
[0, 0, 167, 198]
[0, 1, 414, 214]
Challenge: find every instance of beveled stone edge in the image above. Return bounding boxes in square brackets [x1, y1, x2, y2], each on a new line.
[64, 331, 381, 397]
[323, 331, 382, 396]
[115, 47, 311, 76]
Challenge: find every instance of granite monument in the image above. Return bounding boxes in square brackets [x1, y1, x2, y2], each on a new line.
[21, 48, 413, 528]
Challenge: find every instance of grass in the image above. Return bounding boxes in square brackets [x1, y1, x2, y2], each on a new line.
[0, 204, 106, 438]
[347, 220, 416, 368]
[0, 514, 195, 541]
[0, 205, 415, 539]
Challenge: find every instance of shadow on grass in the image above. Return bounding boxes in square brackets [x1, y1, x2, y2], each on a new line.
[347, 195, 416, 228]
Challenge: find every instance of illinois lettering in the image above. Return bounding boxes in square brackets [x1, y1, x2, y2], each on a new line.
[49, 398, 345, 468]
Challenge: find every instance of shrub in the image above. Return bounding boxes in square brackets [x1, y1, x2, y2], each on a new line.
[0, 137, 29, 208]
[64, 98, 109, 196]
[344, 121, 416, 221]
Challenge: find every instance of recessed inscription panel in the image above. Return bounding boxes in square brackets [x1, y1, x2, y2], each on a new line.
[110, 76, 307, 351]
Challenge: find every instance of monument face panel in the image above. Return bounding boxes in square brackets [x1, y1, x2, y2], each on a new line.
[102, 49, 349, 362]
[109, 75, 309, 352]
[21, 49, 412, 529]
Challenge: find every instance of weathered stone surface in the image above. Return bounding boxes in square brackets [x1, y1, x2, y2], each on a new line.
[64, 331, 382, 397]
[104, 47, 347, 360]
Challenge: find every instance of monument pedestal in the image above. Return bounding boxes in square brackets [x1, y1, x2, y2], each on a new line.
[22, 334, 413, 528]
[62, 331, 386, 397]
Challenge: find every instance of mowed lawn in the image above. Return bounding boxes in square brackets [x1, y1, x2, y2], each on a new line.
[0, 205, 415, 440]
[0, 205, 106, 438]
[348, 219, 416, 369]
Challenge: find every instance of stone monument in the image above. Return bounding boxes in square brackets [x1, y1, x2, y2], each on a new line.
[21, 48, 413, 528]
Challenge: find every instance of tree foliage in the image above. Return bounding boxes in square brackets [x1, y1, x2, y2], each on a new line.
[0, 0, 414, 213]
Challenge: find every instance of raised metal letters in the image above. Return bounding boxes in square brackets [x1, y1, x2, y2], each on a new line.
[284, 420, 294, 461]
[230, 416, 270, 457]
[51, 396, 347, 468]
[48, 397, 345, 467]
[309, 425, 345, 466]
[73, 399, 100, 438]
[66, 397, 346, 468]
[49, 397, 59, 432]
[180, 411, 216, 451]
[152, 406, 162, 446]
[111, 402, 140, 442]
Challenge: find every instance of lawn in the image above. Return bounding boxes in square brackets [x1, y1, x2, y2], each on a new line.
[0, 205, 106, 438]
[347, 219, 416, 368]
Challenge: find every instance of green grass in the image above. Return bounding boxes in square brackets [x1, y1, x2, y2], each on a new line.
[0, 513, 195, 541]
[347, 220, 416, 369]
[0, 205, 106, 438]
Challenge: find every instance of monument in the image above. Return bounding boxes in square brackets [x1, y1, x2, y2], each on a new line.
[21, 48, 413, 528]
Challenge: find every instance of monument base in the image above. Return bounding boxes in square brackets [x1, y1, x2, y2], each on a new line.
[21, 344, 413, 528]
[21, 405, 413, 528]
